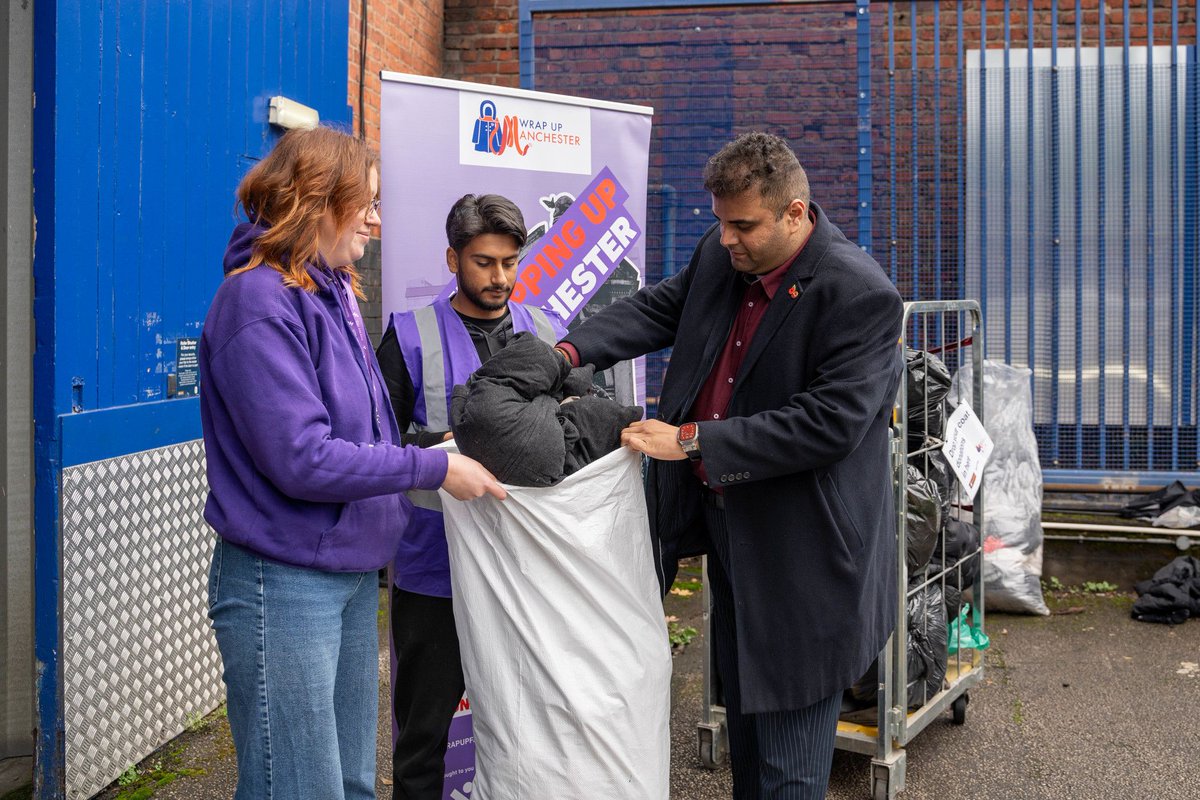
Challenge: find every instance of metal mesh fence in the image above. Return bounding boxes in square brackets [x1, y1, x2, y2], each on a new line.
[529, 1, 1199, 475]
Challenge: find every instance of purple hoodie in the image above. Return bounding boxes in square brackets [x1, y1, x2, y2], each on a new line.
[199, 222, 449, 572]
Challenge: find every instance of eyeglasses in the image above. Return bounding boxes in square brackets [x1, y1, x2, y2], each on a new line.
[368, 198, 382, 216]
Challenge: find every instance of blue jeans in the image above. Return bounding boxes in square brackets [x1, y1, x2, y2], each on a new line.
[208, 538, 380, 800]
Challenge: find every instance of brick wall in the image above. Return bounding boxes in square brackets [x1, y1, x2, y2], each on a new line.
[348, 0, 444, 336]
[443, 0, 520, 87]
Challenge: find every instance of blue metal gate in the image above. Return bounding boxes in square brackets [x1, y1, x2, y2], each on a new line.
[522, 0, 1199, 486]
[32, 2, 351, 795]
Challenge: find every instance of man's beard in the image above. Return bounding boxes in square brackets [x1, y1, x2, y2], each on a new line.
[458, 278, 511, 312]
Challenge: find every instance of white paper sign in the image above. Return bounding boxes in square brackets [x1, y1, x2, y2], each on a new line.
[941, 401, 994, 502]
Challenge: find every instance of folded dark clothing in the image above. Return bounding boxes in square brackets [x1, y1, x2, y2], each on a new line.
[451, 332, 644, 486]
[1131, 555, 1200, 625]
[1120, 481, 1199, 519]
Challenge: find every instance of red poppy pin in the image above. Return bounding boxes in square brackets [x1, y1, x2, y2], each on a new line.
[787, 284, 799, 299]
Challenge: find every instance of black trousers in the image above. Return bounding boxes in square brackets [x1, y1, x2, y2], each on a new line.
[390, 587, 465, 800]
[701, 498, 843, 800]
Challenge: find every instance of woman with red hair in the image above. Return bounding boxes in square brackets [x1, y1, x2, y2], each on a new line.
[199, 127, 504, 799]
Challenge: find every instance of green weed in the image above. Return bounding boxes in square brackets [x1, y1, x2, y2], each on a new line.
[668, 622, 698, 648]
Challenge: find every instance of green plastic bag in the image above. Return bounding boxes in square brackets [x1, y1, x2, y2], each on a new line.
[947, 603, 990, 654]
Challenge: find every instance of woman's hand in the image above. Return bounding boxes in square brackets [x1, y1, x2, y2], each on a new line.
[441, 452, 507, 501]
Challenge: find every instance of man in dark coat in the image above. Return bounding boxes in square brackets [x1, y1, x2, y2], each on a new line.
[556, 132, 904, 799]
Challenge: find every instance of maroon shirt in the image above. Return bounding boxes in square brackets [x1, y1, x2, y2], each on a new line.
[688, 257, 794, 487]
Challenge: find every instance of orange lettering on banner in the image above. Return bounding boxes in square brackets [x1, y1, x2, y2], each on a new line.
[511, 283, 526, 302]
[542, 234, 573, 270]
[562, 219, 585, 249]
[579, 194, 606, 225]
[503, 116, 529, 155]
[580, 179, 617, 224]
[534, 251, 557, 278]
[595, 178, 617, 210]
[522, 263, 544, 295]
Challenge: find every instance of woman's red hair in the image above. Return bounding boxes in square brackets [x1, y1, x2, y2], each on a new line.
[231, 127, 378, 298]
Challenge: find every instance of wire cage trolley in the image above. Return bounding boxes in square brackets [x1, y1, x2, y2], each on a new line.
[696, 300, 988, 800]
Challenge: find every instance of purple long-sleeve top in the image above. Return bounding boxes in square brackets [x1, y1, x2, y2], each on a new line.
[199, 222, 448, 571]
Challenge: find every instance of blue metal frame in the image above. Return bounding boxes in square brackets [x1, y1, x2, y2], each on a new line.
[1074, 0, 1083, 468]
[1122, 0, 1132, 469]
[978, 0, 987, 327]
[1146, 2, 1156, 468]
[32, 1, 62, 791]
[32, 2, 352, 795]
[1049, 2, 1061, 466]
[1098, 6, 1108, 467]
[856, 0, 872, 254]
[1002, 0, 1011, 355]
[1170, 0, 1180, 466]
[59, 400, 202, 470]
[934, 3, 943, 300]
[520, 0, 1199, 479]
[889, 2, 898, 284]
[1025, 0, 1035, 405]
[1186, 47, 1199, 440]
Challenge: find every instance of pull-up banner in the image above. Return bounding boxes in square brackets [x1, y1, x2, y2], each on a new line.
[380, 73, 653, 800]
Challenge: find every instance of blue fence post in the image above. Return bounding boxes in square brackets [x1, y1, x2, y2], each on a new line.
[519, 0, 535, 90]
[978, 0, 988, 335]
[1074, 0, 1084, 467]
[1146, 1, 1156, 468]
[1025, 0, 1035, 420]
[910, 1, 920, 299]
[958, 2, 965, 299]
[856, 0, 872, 255]
[1003, 0, 1012, 360]
[1170, 0, 1180, 468]
[889, 2, 898, 284]
[1050, 1, 1061, 467]
[934, 3, 943, 300]
[1122, 0, 1132, 469]
[1098, 0, 1108, 468]
[32, 0, 64, 792]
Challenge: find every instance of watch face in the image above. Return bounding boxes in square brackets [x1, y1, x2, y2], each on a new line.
[678, 422, 698, 443]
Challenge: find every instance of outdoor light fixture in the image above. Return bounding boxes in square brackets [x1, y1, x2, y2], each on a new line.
[268, 95, 319, 130]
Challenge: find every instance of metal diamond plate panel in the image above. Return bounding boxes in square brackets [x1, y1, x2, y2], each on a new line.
[61, 440, 223, 800]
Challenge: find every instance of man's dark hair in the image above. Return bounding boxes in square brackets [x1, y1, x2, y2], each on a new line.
[446, 194, 528, 253]
[702, 132, 810, 219]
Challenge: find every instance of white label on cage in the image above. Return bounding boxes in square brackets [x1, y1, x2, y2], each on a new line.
[942, 402, 994, 502]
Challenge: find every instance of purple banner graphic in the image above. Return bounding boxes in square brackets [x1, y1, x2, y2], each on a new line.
[434, 166, 641, 327]
[511, 167, 640, 324]
[381, 74, 652, 800]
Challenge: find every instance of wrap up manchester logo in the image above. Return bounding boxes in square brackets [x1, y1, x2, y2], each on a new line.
[460, 92, 592, 174]
[471, 99, 583, 157]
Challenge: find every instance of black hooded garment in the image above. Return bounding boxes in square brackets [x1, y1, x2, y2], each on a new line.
[450, 332, 644, 487]
[1131, 556, 1200, 625]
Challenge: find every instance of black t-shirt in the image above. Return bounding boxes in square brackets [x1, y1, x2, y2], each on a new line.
[376, 308, 516, 446]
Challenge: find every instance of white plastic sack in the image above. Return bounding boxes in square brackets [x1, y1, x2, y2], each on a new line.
[950, 360, 1050, 615]
[440, 446, 671, 800]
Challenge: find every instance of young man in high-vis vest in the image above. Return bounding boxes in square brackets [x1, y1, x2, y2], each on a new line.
[376, 194, 566, 800]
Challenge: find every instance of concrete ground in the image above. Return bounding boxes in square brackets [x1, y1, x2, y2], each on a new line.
[7, 553, 1198, 800]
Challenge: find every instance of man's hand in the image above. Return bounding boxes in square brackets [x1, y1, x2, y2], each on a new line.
[620, 419, 687, 461]
[441, 452, 507, 501]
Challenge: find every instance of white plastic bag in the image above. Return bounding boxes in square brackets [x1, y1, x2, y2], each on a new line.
[440, 446, 671, 800]
[950, 360, 1050, 616]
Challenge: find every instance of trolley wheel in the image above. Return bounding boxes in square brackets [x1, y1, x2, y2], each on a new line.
[872, 774, 890, 800]
[697, 722, 727, 769]
[952, 693, 969, 725]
